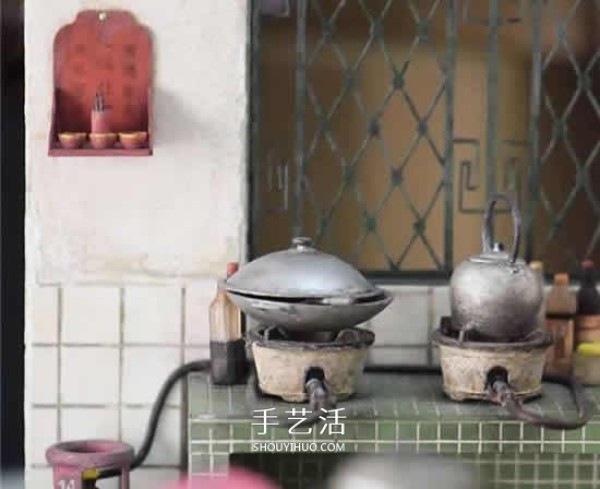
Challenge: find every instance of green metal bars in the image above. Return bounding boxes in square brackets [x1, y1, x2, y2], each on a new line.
[248, 0, 600, 278]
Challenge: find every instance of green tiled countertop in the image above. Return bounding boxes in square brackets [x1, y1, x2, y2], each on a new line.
[187, 372, 600, 476]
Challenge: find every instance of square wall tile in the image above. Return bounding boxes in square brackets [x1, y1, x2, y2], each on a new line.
[367, 346, 428, 366]
[129, 469, 182, 489]
[31, 286, 58, 343]
[61, 347, 119, 404]
[25, 468, 53, 489]
[29, 408, 57, 465]
[61, 407, 119, 441]
[124, 286, 182, 344]
[432, 286, 450, 332]
[185, 280, 216, 345]
[371, 288, 429, 345]
[184, 346, 211, 362]
[62, 287, 120, 344]
[122, 347, 181, 405]
[31, 346, 58, 404]
[122, 407, 181, 465]
[96, 477, 120, 489]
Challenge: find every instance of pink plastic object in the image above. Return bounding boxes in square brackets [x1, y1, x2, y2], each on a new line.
[163, 468, 281, 489]
[46, 439, 134, 489]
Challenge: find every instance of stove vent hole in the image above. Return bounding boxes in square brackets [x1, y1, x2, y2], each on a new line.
[486, 366, 509, 388]
[305, 367, 325, 383]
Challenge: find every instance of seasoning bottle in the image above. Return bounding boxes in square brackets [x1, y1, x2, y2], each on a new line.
[208, 263, 247, 385]
[544, 273, 576, 375]
[530, 261, 545, 329]
[575, 260, 600, 345]
[576, 260, 600, 316]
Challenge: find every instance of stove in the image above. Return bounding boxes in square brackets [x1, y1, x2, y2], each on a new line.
[433, 316, 553, 402]
[248, 324, 374, 403]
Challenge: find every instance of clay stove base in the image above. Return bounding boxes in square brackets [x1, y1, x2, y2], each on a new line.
[252, 343, 368, 403]
[432, 327, 553, 403]
[249, 325, 374, 403]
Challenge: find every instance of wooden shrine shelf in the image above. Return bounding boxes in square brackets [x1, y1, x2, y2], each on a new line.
[49, 10, 153, 156]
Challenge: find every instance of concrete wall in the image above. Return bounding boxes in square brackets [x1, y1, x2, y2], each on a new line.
[24, 1, 248, 487]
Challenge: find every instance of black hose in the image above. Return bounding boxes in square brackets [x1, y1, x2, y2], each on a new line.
[490, 374, 590, 430]
[96, 360, 592, 480]
[97, 360, 211, 480]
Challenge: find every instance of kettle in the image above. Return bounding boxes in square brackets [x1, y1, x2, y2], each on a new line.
[449, 193, 543, 342]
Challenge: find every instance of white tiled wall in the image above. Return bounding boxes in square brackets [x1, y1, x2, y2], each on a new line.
[27, 282, 448, 486]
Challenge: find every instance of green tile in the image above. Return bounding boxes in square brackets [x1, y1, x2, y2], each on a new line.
[583, 442, 600, 453]
[271, 426, 294, 439]
[418, 423, 438, 441]
[233, 442, 251, 452]
[564, 443, 582, 454]
[558, 462, 574, 479]
[415, 442, 437, 455]
[355, 422, 376, 439]
[378, 421, 396, 441]
[209, 389, 231, 410]
[210, 424, 231, 440]
[565, 429, 583, 441]
[460, 423, 479, 441]
[211, 442, 231, 453]
[232, 423, 251, 440]
[394, 401, 417, 416]
[190, 424, 210, 441]
[191, 454, 212, 473]
[397, 423, 417, 441]
[441, 423, 458, 440]
[537, 463, 554, 479]
[481, 423, 500, 440]
[522, 441, 542, 454]
[439, 441, 458, 454]
[578, 463, 594, 480]
[498, 462, 515, 480]
[212, 454, 229, 470]
[584, 423, 600, 442]
[354, 440, 377, 452]
[523, 424, 541, 441]
[501, 423, 520, 441]
[376, 442, 399, 453]
[520, 463, 535, 479]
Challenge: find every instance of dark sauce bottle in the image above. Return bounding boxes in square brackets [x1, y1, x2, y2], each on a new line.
[209, 262, 247, 384]
[577, 260, 600, 316]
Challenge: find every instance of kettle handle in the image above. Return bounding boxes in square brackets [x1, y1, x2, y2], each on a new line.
[482, 193, 521, 263]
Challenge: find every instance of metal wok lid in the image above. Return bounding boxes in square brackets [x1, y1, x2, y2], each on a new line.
[224, 237, 384, 301]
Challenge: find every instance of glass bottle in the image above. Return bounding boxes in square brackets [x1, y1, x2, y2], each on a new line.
[544, 273, 576, 374]
[546, 273, 576, 317]
[208, 262, 246, 385]
[576, 260, 600, 316]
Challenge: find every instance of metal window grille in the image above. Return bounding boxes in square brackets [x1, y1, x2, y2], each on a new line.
[248, 0, 600, 280]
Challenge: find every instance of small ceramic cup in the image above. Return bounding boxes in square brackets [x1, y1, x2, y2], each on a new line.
[58, 132, 86, 149]
[89, 132, 117, 149]
[118, 131, 148, 149]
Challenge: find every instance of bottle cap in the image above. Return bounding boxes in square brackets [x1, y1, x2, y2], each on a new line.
[554, 273, 570, 285]
[226, 262, 239, 277]
[530, 261, 544, 271]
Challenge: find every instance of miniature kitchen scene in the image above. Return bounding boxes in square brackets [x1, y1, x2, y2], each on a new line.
[14, 0, 600, 488]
